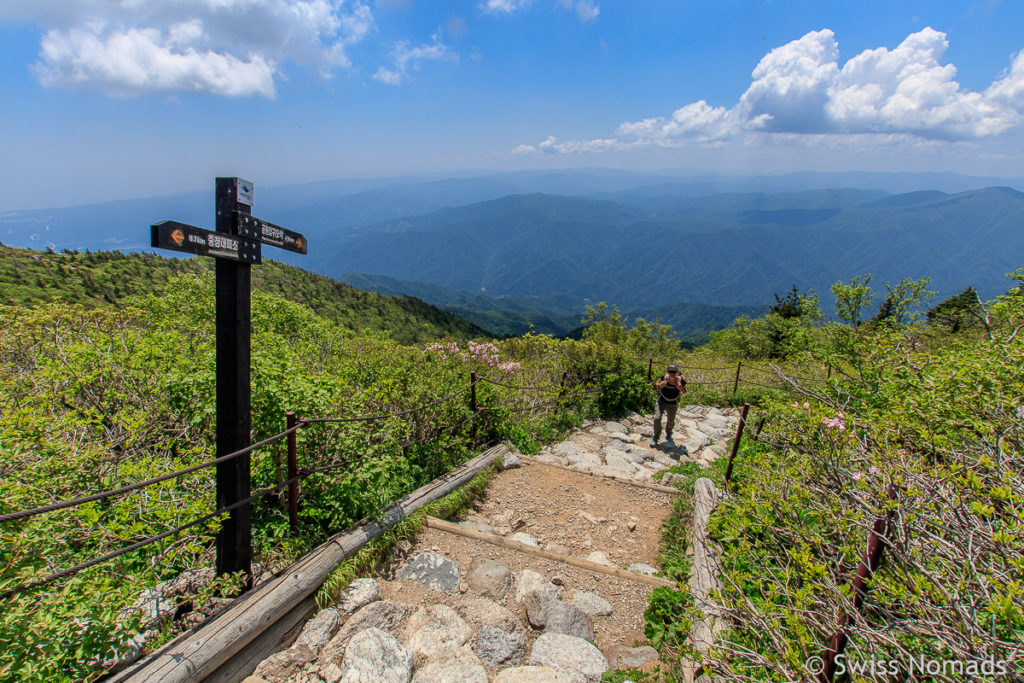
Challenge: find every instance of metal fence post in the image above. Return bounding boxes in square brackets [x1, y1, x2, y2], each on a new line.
[732, 361, 742, 396]
[286, 412, 299, 535]
[724, 403, 751, 489]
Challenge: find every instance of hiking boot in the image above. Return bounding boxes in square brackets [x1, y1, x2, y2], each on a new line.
[649, 438, 658, 448]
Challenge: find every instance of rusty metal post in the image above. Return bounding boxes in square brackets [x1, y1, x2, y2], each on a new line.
[286, 412, 299, 535]
[732, 361, 742, 396]
[647, 357, 653, 381]
[723, 403, 750, 489]
[555, 371, 568, 413]
[752, 416, 766, 442]
[470, 371, 478, 445]
[817, 485, 898, 682]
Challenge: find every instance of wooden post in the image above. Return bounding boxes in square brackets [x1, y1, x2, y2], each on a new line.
[732, 362, 742, 396]
[555, 371, 568, 413]
[647, 357, 653, 381]
[286, 412, 299, 536]
[469, 371, 477, 445]
[723, 403, 750, 489]
[215, 177, 253, 588]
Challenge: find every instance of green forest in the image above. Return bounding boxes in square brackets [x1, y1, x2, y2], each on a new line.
[0, 245, 1021, 681]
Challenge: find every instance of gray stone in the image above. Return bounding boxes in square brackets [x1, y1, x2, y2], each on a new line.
[604, 432, 634, 444]
[252, 644, 316, 680]
[601, 644, 660, 669]
[474, 625, 526, 667]
[542, 601, 594, 640]
[466, 559, 511, 600]
[619, 450, 645, 464]
[514, 569, 561, 628]
[454, 598, 523, 635]
[319, 601, 417, 668]
[529, 633, 609, 683]
[397, 552, 460, 591]
[338, 578, 382, 615]
[602, 420, 627, 434]
[566, 451, 602, 466]
[404, 604, 471, 659]
[535, 453, 569, 467]
[585, 551, 613, 567]
[602, 439, 630, 453]
[332, 627, 413, 683]
[411, 645, 487, 683]
[660, 473, 686, 488]
[544, 542, 571, 555]
[628, 563, 659, 576]
[553, 442, 586, 459]
[572, 591, 613, 617]
[501, 451, 523, 469]
[492, 666, 572, 683]
[459, 520, 496, 535]
[509, 531, 540, 547]
[294, 607, 342, 652]
[604, 453, 638, 472]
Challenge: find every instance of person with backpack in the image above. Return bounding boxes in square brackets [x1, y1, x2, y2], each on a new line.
[651, 364, 686, 447]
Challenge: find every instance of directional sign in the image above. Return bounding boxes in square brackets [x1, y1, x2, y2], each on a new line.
[151, 220, 261, 264]
[233, 212, 308, 254]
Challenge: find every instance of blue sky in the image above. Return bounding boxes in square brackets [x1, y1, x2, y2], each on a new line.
[1, 0, 1023, 210]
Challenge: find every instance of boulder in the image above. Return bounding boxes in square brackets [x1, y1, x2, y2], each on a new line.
[604, 453, 639, 473]
[466, 559, 511, 600]
[454, 598, 523, 635]
[294, 607, 342, 652]
[501, 451, 523, 469]
[553, 442, 586, 459]
[338, 578, 382, 615]
[474, 625, 526, 668]
[252, 644, 316, 681]
[397, 552, 460, 591]
[601, 644, 659, 669]
[529, 633, 609, 683]
[542, 601, 593, 640]
[628, 563, 659, 576]
[492, 666, 572, 683]
[602, 421, 627, 434]
[330, 627, 414, 683]
[411, 645, 488, 683]
[403, 604, 472, 659]
[572, 591, 612, 617]
[514, 569, 561, 628]
[585, 551, 613, 567]
[319, 601, 417, 668]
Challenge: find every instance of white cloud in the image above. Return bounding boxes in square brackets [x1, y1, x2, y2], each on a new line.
[10, 0, 375, 97]
[556, 0, 598, 22]
[521, 27, 1024, 154]
[479, 0, 533, 15]
[372, 34, 457, 86]
[482, 0, 597, 22]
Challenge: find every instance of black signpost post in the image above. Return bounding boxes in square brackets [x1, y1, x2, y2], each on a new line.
[151, 177, 307, 588]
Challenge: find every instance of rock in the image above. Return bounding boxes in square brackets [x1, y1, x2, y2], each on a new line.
[514, 570, 561, 628]
[553, 442, 586, 459]
[404, 604, 472, 659]
[604, 432, 634, 444]
[603, 439, 630, 452]
[411, 645, 488, 683]
[509, 531, 540, 547]
[338, 578, 382, 615]
[475, 625, 526, 667]
[535, 454, 569, 467]
[704, 413, 730, 429]
[466, 559, 511, 600]
[551, 576, 565, 586]
[660, 473, 686, 488]
[628, 563, 659, 576]
[294, 607, 342, 652]
[573, 591, 612, 617]
[459, 520, 496, 535]
[601, 644, 660, 669]
[319, 601, 417, 668]
[620, 450, 645, 464]
[397, 552, 460, 591]
[682, 433, 710, 453]
[604, 453, 639, 473]
[454, 598, 523, 635]
[566, 451, 602, 466]
[585, 551, 613, 567]
[252, 644, 316, 680]
[545, 542, 571, 555]
[603, 420, 627, 434]
[501, 451, 523, 469]
[637, 425, 655, 438]
[645, 451, 678, 467]
[492, 666, 572, 683]
[529, 633, 609, 682]
[542, 601, 594, 640]
[627, 521, 637, 532]
[129, 587, 178, 629]
[330, 627, 414, 683]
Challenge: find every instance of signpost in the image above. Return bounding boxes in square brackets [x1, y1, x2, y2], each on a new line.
[151, 177, 307, 588]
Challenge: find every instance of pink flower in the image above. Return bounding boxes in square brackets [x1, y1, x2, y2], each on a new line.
[803, 402, 810, 410]
[852, 472, 863, 482]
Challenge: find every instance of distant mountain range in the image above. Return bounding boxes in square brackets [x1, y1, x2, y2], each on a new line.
[2, 169, 1022, 342]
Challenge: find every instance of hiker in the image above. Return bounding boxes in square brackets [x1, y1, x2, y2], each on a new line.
[651, 364, 686, 447]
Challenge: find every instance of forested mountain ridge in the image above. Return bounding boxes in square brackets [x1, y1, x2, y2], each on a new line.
[0, 246, 490, 344]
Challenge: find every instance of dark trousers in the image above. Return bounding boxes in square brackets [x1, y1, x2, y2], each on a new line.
[653, 398, 678, 440]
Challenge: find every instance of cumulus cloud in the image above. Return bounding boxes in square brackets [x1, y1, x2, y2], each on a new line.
[9, 0, 375, 97]
[519, 27, 1024, 154]
[372, 34, 457, 86]
[482, 0, 597, 22]
[479, 0, 533, 15]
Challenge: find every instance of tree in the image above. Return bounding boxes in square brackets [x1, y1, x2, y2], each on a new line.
[831, 274, 873, 326]
[872, 277, 935, 326]
[926, 286, 987, 334]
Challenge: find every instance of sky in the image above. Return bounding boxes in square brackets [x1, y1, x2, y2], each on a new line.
[1, 0, 1023, 210]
